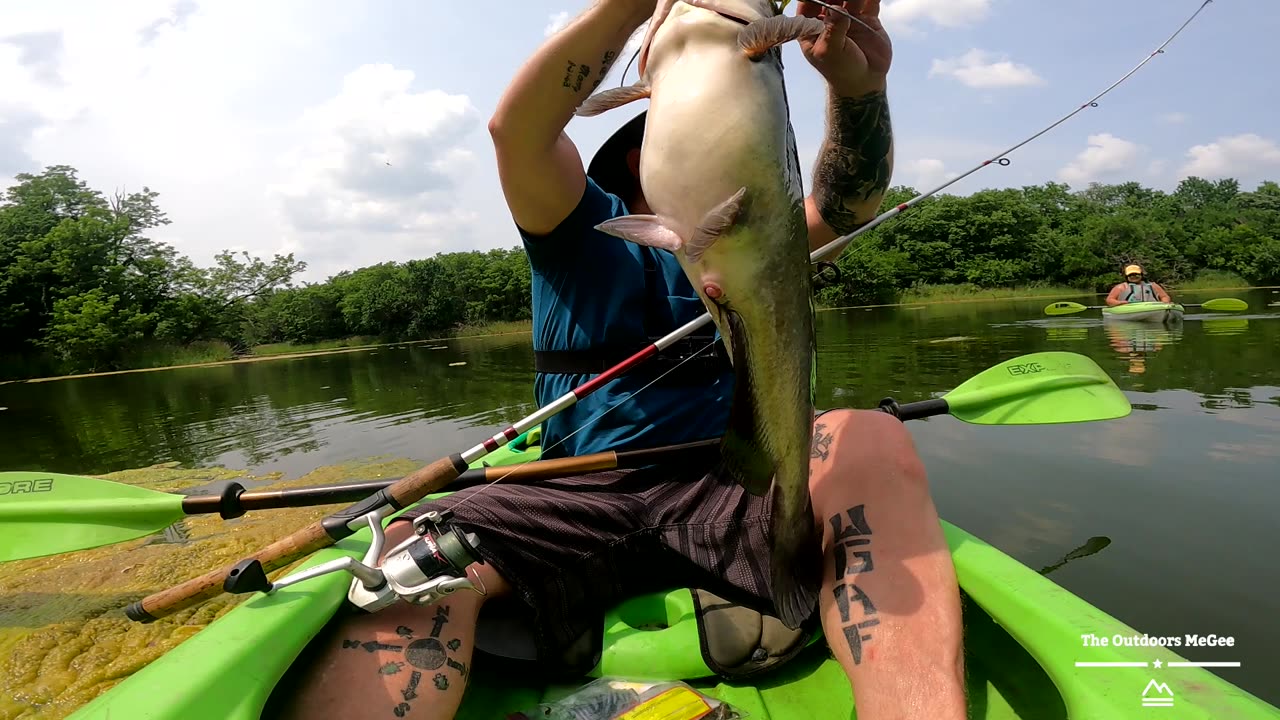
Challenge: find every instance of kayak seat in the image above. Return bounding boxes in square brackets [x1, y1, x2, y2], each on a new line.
[474, 586, 820, 683]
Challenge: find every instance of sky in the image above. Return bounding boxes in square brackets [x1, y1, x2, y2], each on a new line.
[2, 0, 1278, 283]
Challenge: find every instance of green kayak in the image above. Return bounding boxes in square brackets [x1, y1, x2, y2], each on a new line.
[69, 429, 1277, 720]
[1101, 301, 1185, 324]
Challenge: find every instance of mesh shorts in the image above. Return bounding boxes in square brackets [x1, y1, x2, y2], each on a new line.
[395, 454, 782, 675]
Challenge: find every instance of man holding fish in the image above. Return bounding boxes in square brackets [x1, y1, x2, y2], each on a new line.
[285, 1, 967, 718]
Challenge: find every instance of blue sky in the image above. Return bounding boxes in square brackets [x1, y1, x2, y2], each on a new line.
[2, 0, 1277, 282]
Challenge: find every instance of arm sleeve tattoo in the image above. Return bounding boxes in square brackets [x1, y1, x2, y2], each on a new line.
[811, 90, 894, 237]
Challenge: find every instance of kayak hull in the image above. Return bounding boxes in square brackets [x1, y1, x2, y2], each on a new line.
[1101, 301, 1185, 324]
[69, 432, 1278, 720]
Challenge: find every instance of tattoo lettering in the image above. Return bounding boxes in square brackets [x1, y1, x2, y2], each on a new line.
[574, 63, 591, 92]
[811, 422, 834, 462]
[812, 90, 893, 237]
[430, 606, 450, 638]
[354, 640, 403, 653]
[834, 541, 873, 576]
[562, 60, 578, 89]
[402, 671, 421, 701]
[446, 657, 469, 678]
[592, 49, 618, 90]
[828, 504, 878, 664]
[829, 504, 872, 541]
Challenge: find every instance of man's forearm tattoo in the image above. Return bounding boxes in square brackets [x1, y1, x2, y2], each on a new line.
[812, 90, 893, 236]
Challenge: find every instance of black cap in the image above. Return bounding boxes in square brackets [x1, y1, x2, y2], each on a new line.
[587, 110, 647, 200]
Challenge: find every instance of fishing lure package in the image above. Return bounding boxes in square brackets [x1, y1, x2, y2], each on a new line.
[505, 677, 745, 720]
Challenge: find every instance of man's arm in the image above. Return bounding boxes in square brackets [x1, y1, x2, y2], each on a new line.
[805, 86, 894, 254]
[792, 2, 895, 256]
[488, 1, 652, 237]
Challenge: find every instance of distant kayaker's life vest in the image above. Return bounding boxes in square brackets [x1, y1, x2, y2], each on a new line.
[518, 178, 735, 460]
[1123, 281, 1159, 302]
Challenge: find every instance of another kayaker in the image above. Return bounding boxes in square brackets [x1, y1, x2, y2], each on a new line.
[283, 2, 967, 719]
[1106, 264, 1172, 306]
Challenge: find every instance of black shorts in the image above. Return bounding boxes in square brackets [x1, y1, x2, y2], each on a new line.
[394, 454, 781, 676]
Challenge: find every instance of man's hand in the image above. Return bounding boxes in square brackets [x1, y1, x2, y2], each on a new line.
[796, 0, 892, 98]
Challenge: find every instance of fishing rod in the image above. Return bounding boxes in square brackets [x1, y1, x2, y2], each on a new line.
[123, 2, 1212, 623]
[810, 0, 1216, 264]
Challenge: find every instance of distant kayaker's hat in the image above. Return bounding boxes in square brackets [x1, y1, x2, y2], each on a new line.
[587, 110, 647, 201]
[1124, 264, 1144, 277]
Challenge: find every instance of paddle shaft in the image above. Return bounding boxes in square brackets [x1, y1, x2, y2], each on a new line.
[177, 395, 962, 519]
[179, 439, 722, 517]
[127, 394, 956, 621]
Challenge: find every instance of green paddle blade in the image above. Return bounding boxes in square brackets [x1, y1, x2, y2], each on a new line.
[1043, 301, 1090, 316]
[0, 472, 185, 563]
[943, 352, 1131, 425]
[1199, 297, 1248, 312]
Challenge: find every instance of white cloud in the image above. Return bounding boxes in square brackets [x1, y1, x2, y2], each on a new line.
[929, 49, 1045, 89]
[1179, 134, 1280, 181]
[544, 11, 571, 37]
[139, 0, 198, 46]
[882, 0, 992, 30]
[1160, 111, 1189, 124]
[268, 64, 484, 279]
[1, 31, 65, 85]
[1058, 133, 1142, 186]
[905, 158, 956, 190]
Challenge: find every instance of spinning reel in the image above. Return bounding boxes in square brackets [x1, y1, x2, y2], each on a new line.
[223, 508, 485, 613]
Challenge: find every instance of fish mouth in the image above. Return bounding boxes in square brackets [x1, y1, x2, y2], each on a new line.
[711, 9, 751, 25]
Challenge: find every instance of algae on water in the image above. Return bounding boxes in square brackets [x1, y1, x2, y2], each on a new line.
[0, 457, 423, 720]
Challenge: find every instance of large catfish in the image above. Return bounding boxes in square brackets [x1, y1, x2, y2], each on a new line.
[575, 0, 828, 629]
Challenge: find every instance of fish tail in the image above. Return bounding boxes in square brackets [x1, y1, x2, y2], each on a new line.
[767, 481, 823, 630]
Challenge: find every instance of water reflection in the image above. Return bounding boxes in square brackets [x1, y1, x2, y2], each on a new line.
[1104, 323, 1182, 376]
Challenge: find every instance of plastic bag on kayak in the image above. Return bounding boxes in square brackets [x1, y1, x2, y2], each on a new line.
[505, 677, 746, 719]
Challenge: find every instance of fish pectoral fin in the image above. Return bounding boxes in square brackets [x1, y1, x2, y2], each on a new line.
[715, 309, 775, 497]
[595, 215, 684, 252]
[686, 187, 746, 264]
[738, 16, 825, 59]
[575, 83, 652, 117]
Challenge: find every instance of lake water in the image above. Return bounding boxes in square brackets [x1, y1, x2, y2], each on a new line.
[2, 287, 1278, 706]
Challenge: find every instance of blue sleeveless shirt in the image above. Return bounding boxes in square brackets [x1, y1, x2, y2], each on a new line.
[517, 178, 734, 459]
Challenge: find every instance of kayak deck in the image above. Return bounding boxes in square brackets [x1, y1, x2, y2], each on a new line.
[69, 435, 1278, 719]
[1101, 301, 1185, 324]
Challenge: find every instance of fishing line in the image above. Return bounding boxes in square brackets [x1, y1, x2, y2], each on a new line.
[458, 0, 1214, 504]
[811, 0, 1216, 265]
[445, 337, 722, 515]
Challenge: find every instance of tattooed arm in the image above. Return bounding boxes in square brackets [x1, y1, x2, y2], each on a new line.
[805, 88, 894, 250]
[795, 1, 895, 253]
[488, 0, 652, 236]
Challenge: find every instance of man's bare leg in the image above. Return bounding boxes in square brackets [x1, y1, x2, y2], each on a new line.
[280, 522, 511, 720]
[807, 409, 966, 720]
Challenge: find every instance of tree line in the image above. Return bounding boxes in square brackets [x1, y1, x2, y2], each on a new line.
[2, 165, 1277, 380]
[816, 176, 1280, 306]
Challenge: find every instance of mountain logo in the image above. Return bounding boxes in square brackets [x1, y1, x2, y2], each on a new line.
[1142, 679, 1174, 708]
